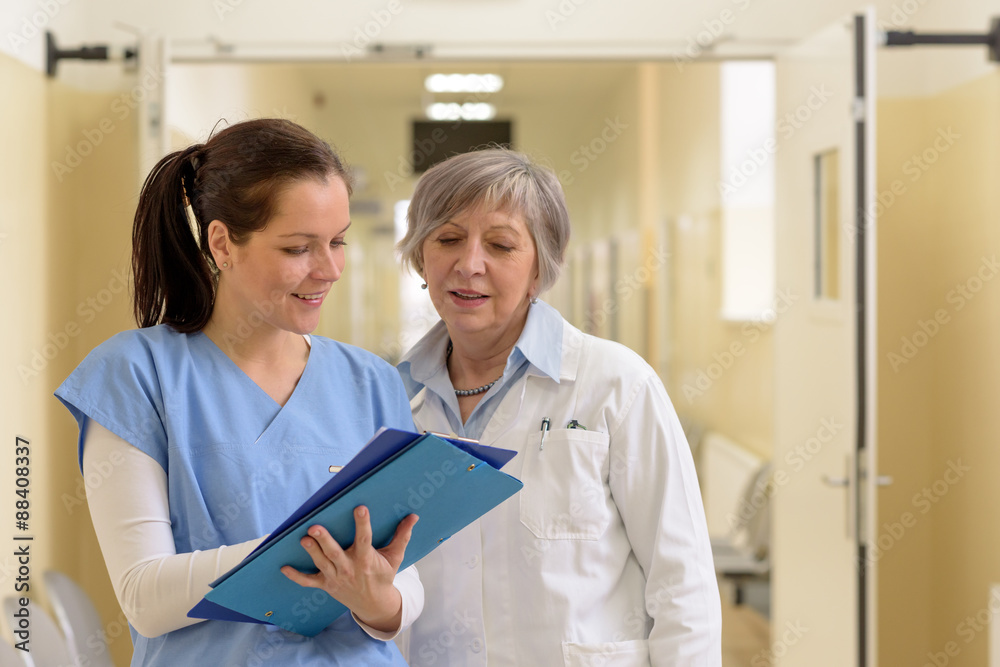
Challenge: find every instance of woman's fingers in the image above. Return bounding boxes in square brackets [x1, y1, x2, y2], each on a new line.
[351, 506, 373, 553]
[280, 510, 419, 628]
[279, 531, 339, 588]
[305, 523, 349, 568]
[280, 563, 319, 588]
[281, 510, 419, 590]
[379, 513, 419, 570]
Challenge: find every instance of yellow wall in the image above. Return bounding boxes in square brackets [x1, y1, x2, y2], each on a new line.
[875, 95, 937, 665]
[661, 62, 775, 459]
[553, 68, 644, 350]
[927, 71, 1000, 666]
[48, 79, 141, 667]
[2, 52, 138, 666]
[877, 70, 1000, 666]
[0, 47, 52, 643]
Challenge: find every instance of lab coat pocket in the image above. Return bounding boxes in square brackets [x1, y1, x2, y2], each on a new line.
[561, 639, 650, 666]
[519, 428, 611, 540]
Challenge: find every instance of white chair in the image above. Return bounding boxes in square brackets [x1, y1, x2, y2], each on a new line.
[42, 572, 114, 667]
[0, 634, 29, 667]
[1, 597, 75, 667]
[711, 461, 772, 606]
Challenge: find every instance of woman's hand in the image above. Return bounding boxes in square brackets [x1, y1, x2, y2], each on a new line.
[280, 506, 419, 633]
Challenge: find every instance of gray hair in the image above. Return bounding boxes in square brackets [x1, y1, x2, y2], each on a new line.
[397, 148, 571, 294]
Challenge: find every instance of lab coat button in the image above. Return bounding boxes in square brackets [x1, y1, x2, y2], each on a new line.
[470, 639, 483, 653]
[468, 555, 479, 568]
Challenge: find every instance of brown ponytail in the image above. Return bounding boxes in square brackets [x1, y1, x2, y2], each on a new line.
[131, 118, 352, 332]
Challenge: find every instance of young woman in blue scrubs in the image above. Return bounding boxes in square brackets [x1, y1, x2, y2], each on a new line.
[55, 118, 421, 666]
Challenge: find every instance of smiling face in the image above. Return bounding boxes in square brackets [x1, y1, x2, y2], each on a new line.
[421, 206, 539, 346]
[211, 176, 351, 336]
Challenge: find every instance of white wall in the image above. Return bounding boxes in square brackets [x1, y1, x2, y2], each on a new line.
[0, 0, 59, 70]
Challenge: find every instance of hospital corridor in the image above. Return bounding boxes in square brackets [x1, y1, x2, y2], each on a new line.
[2, 1, 1000, 665]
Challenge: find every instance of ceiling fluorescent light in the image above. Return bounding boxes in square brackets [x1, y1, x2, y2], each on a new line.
[425, 73, 503, 94]
[426, 102, 497, 121]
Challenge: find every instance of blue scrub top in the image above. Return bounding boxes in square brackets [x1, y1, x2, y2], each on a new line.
[55, 325, 414, 667]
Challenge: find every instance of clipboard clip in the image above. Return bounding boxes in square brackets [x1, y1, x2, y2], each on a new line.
[425, 430, 480, 445]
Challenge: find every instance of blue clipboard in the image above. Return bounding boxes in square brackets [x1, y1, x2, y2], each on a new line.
[188, 428, 522, 636]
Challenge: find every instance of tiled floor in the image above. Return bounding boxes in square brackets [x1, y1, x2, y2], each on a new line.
[721, 593, 770, 666]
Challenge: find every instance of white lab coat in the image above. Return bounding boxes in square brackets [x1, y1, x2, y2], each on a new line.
[397, 314, 722, 666]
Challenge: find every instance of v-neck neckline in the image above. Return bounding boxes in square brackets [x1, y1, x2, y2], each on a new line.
[196, 331, 314, 410]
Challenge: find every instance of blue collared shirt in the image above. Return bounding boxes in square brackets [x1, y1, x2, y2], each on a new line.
[397, 300, 564, 441]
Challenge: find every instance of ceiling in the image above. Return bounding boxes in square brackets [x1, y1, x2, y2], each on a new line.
[292, 61, 640, 106]
[34, 0, 997, 100]
[45, 0, 988, 62]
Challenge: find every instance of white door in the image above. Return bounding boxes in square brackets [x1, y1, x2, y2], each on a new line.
[772, 8, 878, 666]
[136, 34, 170, 186]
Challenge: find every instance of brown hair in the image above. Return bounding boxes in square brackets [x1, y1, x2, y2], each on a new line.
[132, 118, 352, 332]
[397, 148, 570, 294]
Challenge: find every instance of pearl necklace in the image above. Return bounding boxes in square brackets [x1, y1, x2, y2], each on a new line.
[448, 343, 503, 397]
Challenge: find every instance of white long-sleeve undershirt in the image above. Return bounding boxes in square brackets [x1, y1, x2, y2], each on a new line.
[82, 419, 422, 640]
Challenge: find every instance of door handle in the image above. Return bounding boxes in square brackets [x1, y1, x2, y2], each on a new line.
[821, 455, 855, 539]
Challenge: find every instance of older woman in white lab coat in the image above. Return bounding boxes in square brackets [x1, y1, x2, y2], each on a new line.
[395, 148, 721, 667]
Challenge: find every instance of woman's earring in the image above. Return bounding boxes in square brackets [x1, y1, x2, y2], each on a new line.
[421, 283, 428, 289]
[222, 262, 229, 269]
